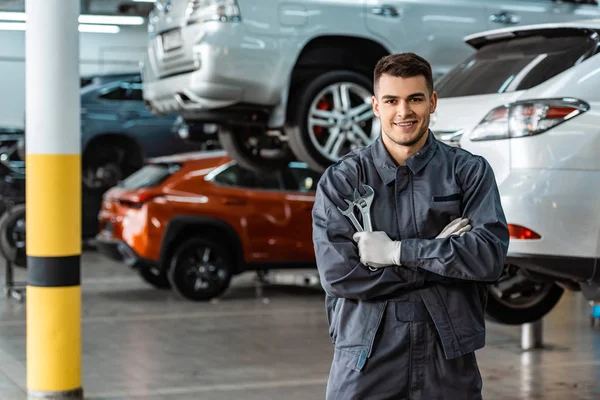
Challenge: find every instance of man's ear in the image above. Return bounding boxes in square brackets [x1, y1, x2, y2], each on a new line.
[372, 95, 380, 118]
[430, 91, 438, 113]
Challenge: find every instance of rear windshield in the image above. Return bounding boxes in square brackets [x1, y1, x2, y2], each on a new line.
[435, 33, 598, 98]
[118, 163, 180, 189]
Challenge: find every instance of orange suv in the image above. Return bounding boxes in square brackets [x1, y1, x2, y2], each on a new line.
[95, 150, 320, 301]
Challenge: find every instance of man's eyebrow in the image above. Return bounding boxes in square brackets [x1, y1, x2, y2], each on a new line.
[380, 92, 426, 100]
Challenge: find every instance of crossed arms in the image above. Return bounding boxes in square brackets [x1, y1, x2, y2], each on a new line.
[312, 157, 510, 301]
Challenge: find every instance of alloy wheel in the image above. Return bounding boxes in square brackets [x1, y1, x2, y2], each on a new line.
[181, 246, 229, 293]
[307, 82, 379, 161]
[10, 216, 25, 251]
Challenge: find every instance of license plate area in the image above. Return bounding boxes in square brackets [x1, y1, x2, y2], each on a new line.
[161, 29, 182, 52]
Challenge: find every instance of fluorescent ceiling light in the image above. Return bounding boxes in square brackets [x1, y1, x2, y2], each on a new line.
[0, 12, 144, 25]
[0, 12, 25, 21]
[79, 15, 144, 25]
[0, 22, 25, 30]
[0, 21, 119, 33]
[79, 24, 120, 33]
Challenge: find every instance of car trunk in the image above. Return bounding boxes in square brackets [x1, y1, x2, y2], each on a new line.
[432, 26, 600, 185]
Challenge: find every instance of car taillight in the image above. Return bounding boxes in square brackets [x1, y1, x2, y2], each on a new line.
[186, 0, 241, 24]
[469, 106, 509, 141]
[470, 98, 589, 141]
[119, 192, 162, 209]
[508, 224, 541, 240]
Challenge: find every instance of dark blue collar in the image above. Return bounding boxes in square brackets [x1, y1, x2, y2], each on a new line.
[371, 130, 438, 184]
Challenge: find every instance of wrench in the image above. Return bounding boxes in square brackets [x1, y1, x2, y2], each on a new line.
[353, 185, 374, 232]
[338, 185, 377, 271]
[337, 199, 363, 231]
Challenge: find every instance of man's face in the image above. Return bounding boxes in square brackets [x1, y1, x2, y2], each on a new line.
[372, 74, 437, 147]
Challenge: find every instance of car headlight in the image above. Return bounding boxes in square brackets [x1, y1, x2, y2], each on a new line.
[470, 98, 589, 141]
[186, 0, 241, 24]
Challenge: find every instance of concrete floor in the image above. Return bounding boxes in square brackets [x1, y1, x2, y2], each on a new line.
[0, 250, 599, 399]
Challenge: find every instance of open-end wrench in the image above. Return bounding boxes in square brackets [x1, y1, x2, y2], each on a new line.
[353, 185, 374, 232]
[337, 199, 363, 231]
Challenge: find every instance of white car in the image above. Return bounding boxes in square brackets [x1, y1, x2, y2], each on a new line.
[432, 20, 600, 325]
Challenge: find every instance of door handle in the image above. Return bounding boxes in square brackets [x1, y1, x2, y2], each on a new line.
[371, 5, 400, 18]
[489, 12, 520, 25]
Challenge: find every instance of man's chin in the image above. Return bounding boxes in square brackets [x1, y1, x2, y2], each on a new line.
[385, 127, 427, 147]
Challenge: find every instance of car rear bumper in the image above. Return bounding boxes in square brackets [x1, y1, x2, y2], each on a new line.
[143, 71, 244, 114]
[142, 22, 286, 119]
[95, 234, 158, 270]
[499, 169, 600, 259]
[506, 253, 600, 283]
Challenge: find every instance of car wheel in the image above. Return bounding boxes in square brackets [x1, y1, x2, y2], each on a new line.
[218, 124, 295, 172]
[485, 266, 564, 325]
[138, 266, 171, 289]
[0, 204, 26, 267]
[286, 70, 380, 172]
[82, 142, 141, 191]
[167, 237, 234, 301]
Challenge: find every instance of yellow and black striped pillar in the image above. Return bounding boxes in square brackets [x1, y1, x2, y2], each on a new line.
[25, 1, 83, 398]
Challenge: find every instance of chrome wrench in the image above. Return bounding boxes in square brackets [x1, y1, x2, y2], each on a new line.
[353, 185, 374, 232]
[337, 199, 363, 232]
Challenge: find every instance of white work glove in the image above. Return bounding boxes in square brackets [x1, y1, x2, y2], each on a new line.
[437, 217, 471, 239]
[353, 231, 401, 269]
[352, 218, 471, 270]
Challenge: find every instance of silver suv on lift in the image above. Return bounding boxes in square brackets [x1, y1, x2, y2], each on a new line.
[141, 0, 600, 172]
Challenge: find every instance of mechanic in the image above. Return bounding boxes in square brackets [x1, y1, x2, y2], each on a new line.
[312, 53, 510, 399]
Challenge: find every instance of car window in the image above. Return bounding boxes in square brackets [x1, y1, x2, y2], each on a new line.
[98, 81, 144, 102]
[213, 163, 281, 190]
[118, 163, 180, 189]
[435, 33, 599, 98]
[286, 162, 321, 192]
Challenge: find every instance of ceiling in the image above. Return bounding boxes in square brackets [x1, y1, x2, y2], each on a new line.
[0, 0, 155, 16]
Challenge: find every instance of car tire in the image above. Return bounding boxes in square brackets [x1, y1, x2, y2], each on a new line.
[218, 124, 294, 172]
[82, 141, 142, 191]
[138, 266, 171, 289]
[285, 70, 380, 172]
[167, 236, 234, 301]
[0, 203, 26, 267]
[485, 282, 564, 325]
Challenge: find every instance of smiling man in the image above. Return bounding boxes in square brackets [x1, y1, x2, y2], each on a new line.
[312, 53, 510, 399]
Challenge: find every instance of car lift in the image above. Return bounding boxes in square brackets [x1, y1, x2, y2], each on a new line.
[521, 320, 543, 350]
[253, 269, 321, 300]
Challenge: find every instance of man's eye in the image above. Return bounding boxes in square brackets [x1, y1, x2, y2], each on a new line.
[386, 100, 396, 104]
[411, 98, 423, 102]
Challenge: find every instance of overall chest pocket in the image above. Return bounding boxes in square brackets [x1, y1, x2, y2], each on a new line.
[423, 192, 463, 238]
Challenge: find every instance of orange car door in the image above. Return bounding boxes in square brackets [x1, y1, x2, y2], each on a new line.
[209, 162, 294, 263]
[280, 163, 322, 262]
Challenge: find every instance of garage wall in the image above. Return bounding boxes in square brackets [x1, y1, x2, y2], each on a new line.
[0, 25, 148, 128]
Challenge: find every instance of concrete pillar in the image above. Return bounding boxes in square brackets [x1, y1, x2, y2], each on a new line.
[25, 0, 83, 398]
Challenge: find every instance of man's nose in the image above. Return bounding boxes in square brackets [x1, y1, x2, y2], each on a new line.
[395, 101, 412, 118]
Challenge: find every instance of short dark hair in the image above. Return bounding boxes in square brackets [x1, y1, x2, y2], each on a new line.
[373, 53, 433, 95]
